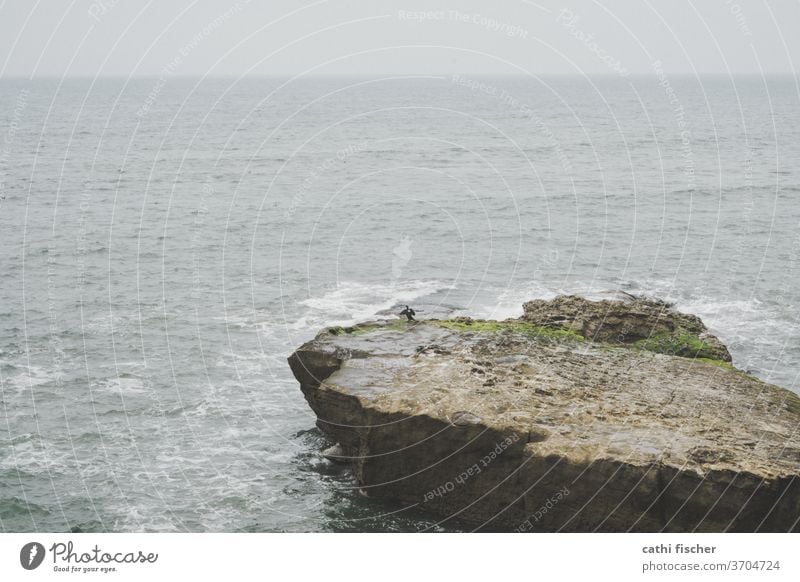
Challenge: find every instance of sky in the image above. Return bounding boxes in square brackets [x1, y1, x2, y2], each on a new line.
[0, 0, 798, 78]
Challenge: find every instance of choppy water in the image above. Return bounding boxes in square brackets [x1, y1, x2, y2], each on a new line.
[1, 76, 799, 532]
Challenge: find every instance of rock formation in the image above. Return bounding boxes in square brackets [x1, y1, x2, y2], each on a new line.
[288, 295, 800, 531]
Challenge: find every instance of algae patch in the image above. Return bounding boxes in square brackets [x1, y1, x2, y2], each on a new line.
[635, 329, 720, 360]
[327, 322, 409, 336]
[431, 319, 585, 342]
[779, 391, 800, 415]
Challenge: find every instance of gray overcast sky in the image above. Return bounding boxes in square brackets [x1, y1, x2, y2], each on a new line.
[0, 0, 798, 77]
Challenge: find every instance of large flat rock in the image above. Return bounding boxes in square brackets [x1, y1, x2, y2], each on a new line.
[288, 297, 800, 531]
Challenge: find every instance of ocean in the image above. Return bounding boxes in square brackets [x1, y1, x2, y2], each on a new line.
[1, 75, 799, 532]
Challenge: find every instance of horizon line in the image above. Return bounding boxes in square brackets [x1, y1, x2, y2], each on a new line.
[2, 72, 799, 81]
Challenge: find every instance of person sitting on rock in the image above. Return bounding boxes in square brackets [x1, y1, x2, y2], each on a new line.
[399, 305, 416, 321]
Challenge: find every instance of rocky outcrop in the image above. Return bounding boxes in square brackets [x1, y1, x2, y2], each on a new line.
[522, 295, 731, 361]
[288, 296, 800, 532]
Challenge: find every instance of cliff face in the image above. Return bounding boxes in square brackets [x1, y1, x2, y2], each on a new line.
[288, 296, 800, 532]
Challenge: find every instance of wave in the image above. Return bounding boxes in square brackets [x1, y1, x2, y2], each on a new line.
[678, 296, 798, 347]
[292, 279, 451, 330]
[92, 376, 151, 395]
[1, 364, 59, 394]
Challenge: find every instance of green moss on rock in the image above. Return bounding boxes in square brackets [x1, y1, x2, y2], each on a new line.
[635, 329, 720, 360]
[432, 319, 585, 342]
[327, 322, 410, 336]
[694, 357, 737, 372]
[783, 392, 800, 415]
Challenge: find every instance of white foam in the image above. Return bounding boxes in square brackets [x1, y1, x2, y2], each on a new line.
[678, 296, 796, 350]
[465, 280, 648, 321]
[2, 365, 58, 395]
[0, 439, 70, 475]
[461, 282, 556, 320]
[292, 279, 450, 329]
[92, 377, 150, 395]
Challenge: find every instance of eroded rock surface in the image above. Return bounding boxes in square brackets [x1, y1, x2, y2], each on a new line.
[522, 295, 731, 361]
[288, 296, 800, 531]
